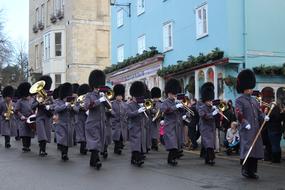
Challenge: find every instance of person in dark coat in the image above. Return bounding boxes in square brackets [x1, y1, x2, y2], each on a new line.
[196, 82, 218, 166]
[75, 84, 90, 155]
[235, 69, 268, 179]
[160, 78, 183, 166]
[185, 98, 199, 150]
[0, 86, 16, 148]
[13, 89, 21, 141]
[84, 69, 108, 170]
[72, 83, 79, 146]
[111, 84, 128, 155]
[99, 85, 112, 159]
[54, 82, 78, 161]
[15, 82, 35, 152]
[127, 81, 147, 167]
[150, 87, 162, 151]
[261, 87, 284, 163]
[31, 75, 53, 157]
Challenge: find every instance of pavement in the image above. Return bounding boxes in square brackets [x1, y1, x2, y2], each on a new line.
[0, 137, 285, 190]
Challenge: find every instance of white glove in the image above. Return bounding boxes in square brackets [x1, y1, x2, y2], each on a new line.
[99, 96, 107, 103]
[212, 106, 217, 110]
[212, 109, 219, 116]
[99, 92, 105, 96]
[45, 105, 50, 110]
[85, 110, 89, 116]
[138, 107, 146, 113]
[245, 124, 251, 130]
[182, 115, 187, 120]
[176, 103, 183, 109]
[264, 115, 270, 121]
[65, 102, 70, 106]
[21, 116, 26, 120]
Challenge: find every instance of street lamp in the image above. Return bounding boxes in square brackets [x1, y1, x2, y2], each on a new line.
[110, 0, 131, 17]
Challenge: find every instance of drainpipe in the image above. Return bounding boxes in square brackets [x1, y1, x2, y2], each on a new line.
[243, 0, 247, 69]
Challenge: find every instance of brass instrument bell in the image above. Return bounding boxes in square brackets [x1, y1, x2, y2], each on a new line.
[29, 80, 47, 103]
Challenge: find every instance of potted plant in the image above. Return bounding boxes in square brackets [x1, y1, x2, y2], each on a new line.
[50, 14, 57, 23]
[57, 10, 64, 19]
[211, 47, 224, 61]
[38, 21, 44, 30]
[33, 24, 38, 33]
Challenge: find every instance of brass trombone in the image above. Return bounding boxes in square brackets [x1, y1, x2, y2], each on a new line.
[212, 99, 229, 121]
[143, 99, 153, 119]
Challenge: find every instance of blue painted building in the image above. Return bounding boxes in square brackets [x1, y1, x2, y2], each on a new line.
[109, 0, 285, 101]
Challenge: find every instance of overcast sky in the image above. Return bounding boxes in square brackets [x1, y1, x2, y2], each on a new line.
[0, 0, 29, 51]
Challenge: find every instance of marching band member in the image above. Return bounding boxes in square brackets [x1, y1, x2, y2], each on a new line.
[197, 82, 217, 166]
[101, 86, 112, 159]
[160, 78, 183, 166]
[51, 87, 60, 144]
[15, 82, 35, 152]
[150, 87, 162, 151]
[75, 84, 90, 155]
[144, 88, 151, 155]
[261, 87, 284, 163]
[84, 69, 108, 170]
[127, 81, 147, 167]
[54, 82, 78, 161]
[111, 84, 128, 155]
[31, 75, 53, 157]
[0, 86, 16, 148]
[72, 83, 79, 146]
[235, 69, 268, 179]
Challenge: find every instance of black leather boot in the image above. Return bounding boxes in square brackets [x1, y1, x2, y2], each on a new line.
[167, 149, 178, 166]
[80, 142, 87, 155]
[61, 146, 69, 161]
[90, 150, 102, 170]
[114, 141, 122, 155]
[151, 139, 158, 151]
[5, 136, 11, 148]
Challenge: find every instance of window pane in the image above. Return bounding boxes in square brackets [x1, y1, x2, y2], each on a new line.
[55, 32, 62, 56]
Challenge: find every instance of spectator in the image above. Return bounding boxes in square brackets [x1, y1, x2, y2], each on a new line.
[224, 121, 240, 155]
[159, 120, 165, 145]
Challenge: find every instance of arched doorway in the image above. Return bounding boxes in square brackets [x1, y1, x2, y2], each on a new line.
[206, 68, 214, 83]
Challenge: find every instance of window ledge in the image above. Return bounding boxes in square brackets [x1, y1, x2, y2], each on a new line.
[137, 11, 145, 16]
[196, 33, 209, 40]
[163, 48, 173, 53]
[117, 24, 124, 29]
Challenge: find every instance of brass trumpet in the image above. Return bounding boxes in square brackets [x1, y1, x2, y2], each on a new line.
[77, 94, 86, 107]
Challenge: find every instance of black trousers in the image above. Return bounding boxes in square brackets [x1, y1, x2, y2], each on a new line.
[241, 157, 258, 174]
[22, 137, 31, 148]
[205, 148, 215, 162]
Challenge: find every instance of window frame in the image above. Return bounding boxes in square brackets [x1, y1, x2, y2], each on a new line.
[137, 0, 145, 16]
[162, 21, 173, 52]
[117, 45, 125, 63]
[117, 9, 124, 28]
[55, 32, 62, 57]
[195, 3, 208, 39]
[137, 34, 146, 55]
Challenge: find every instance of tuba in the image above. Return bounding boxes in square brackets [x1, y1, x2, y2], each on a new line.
[29, 80, 48, 104]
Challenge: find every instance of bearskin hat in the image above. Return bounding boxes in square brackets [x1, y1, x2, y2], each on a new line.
[236, 69, 256, 94]
[59, 83, 73, 100]
[151, 87, 161, 98]
[113, 84, 125, 97]
[130, 81, 146, 98]
[201, 82, 214, 102]
[77, 84, 90, 96]
[17, 82, 31, 98]
[52, 87, 60, 100]
[88, 69, 106, 89]
[39, 75, 52, 90]
[72, 83, 79, 94]
[2, 86, 15, 98]
[261, 87, 274, 99]
[165, 78, 182, 95]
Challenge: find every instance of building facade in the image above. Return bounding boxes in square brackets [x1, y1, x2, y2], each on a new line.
[110, 0, 285, 101]
[29, 0, 110, 89]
